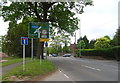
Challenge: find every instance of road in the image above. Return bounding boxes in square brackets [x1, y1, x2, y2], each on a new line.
[47, 56, 119, 81]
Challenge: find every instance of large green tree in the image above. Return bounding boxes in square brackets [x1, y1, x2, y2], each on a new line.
[77, 40, 86, 49]
[94, 37, 111, 49]
[1, 1, 93, 59]
[111, 27, 120, 46]
[2, 17, 37, 57]
[49, 34, 71, 55]
[89, 39, 96, 49]
[77, 35, 89, 49]
[82, 35, 89, 49]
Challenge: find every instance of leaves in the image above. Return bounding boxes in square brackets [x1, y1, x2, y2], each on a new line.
[94, 37, 111, 49]
[77, 40, 86, 49]
[1, 1, 93, 57]
[2, 2, 93, 35]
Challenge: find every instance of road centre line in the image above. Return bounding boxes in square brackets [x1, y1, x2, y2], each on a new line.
[81, 65, 101, 71]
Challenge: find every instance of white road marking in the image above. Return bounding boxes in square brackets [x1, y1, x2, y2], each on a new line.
[82, 65, 101, 71]
[64, 74, 69, 78]
[59, 69, 75, 81]
[59, 70, 62, 72]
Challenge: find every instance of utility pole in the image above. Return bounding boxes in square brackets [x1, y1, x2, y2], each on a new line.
[74, 32, 76, 57]
[74, 32, 76, 44]
[79, 20, 82, 57]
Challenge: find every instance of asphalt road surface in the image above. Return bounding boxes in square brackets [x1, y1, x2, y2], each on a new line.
[47, 56, 119, 81]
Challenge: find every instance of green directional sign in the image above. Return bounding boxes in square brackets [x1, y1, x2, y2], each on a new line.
[28, 22, 49, 38]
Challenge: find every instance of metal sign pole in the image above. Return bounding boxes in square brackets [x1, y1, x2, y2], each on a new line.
[31, 38, 33, 60]
[38, 32, 40, 38]
[23, 45, 25, 72]
[40, 55, 41, 65]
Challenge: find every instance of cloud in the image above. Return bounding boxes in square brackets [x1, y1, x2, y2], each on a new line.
[0, 18, 9, 36]
[72, 0, 119, 43]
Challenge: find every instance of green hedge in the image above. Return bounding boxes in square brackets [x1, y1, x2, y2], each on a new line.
[77, 46, 120, 60]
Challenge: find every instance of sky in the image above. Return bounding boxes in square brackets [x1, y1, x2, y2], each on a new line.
[0, 0, 119, 44]
[71, 0, 119, 43]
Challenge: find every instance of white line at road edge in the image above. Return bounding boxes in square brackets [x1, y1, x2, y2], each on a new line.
[81, 65, 101, 71]
[59, 70, 62, 72]
[64, 74, 69, 78]
[59, 69, 75, 82]
[59, 70, 69, 78]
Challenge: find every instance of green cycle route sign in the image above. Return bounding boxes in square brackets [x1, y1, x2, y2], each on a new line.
[28, 22, 49, 39]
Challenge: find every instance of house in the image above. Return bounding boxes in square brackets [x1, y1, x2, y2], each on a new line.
[69, 43, 77, 56]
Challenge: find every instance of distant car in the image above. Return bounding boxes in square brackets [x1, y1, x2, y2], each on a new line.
[51, 54, 57, 57]
[63, 54, 71, 57]
[49, 54, 52, 56]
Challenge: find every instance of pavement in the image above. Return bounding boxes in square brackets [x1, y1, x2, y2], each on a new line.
[1, 60, 30, 76]
[42, 69, 73, 81]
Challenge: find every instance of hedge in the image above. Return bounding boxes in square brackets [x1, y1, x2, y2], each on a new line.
[77, 46, 120, 61]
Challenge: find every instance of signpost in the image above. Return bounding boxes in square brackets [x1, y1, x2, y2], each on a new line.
[39, 38, 50, 42]
[28, 22, 50, 64]
[28, 22, 49, 39]
[21, 37, 28, 71]
[31, 38, 33, 60]
[45, 42, 48, 59]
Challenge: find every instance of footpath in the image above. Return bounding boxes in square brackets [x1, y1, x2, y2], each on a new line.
[30, 69, 73, 81]
[1, 60, 73, 82]
[1, 60, 30, 76]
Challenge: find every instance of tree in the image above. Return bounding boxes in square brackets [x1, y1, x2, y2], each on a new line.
[111, 27, 120, 46]
[89, 39, 96, 49]
[49, 34, 71, 55]
[63, 46, 71, 53]
[82, 35, 89, 49]
[94, 37, 111, 49]
[77, 35, 89, 49]
[1, 1, 93, 59]
[104, 35, 111, 40]
[2, 17, 35, 57]
[77, 37, 83, 43]
[77, 40, 86, 49]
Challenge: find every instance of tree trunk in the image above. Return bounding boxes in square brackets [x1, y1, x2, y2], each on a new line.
[37, 39, 44, 59]
[36, 2, 51, 59]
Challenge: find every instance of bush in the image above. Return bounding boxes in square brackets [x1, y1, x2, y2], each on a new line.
[77, 46, 120, 60]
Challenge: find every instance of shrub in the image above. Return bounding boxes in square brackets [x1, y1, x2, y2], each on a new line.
[77, 46, 120, 60]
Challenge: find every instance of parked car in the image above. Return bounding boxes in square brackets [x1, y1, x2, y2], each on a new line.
[63, 54, 71, 57]
[51, 54, 57, 57]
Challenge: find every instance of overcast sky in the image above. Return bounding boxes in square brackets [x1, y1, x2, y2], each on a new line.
[0, 0, 119, 44]
[71, 0, 119, 43]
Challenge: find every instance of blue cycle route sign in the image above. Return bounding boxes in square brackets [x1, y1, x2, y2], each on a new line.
[21, 37, 28, 45]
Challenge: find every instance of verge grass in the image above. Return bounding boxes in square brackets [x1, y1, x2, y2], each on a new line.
[2, 59, 56, 81]
[2, 57, 31, 67]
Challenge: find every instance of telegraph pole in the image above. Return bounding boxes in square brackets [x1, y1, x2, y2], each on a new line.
[79, 20, 82, 57]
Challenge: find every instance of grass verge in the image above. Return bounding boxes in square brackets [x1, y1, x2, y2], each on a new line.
[1, 57, 31, 67]
[2, 59, 56, 81]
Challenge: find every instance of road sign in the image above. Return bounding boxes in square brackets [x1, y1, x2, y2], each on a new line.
[21, 37, 28, 45]
[28, 22, 49, 38]
[39, 38, 50, 42]
[45, 42, 48, 47]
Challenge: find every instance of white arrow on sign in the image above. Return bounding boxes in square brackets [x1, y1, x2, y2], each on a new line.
[34, 26, 41, 38]
[24, 40, 26, 44]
